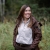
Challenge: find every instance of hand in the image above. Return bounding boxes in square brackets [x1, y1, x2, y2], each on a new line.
[29, 44, 34, 49]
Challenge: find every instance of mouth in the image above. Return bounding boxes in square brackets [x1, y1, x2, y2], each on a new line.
[26, 13, 30, 15]
[26, 14, 30, 16]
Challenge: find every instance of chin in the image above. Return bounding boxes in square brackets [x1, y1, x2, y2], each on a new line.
[26, 17, 30, 18]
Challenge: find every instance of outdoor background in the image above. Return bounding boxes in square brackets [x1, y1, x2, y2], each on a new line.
[0, 0, 50, 50]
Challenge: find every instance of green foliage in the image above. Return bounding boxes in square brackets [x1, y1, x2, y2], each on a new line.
[39, 23, 50, 50]
[0, 22, 15, 50]
[5, 0, 50, 22]
[0, 22, 50, 50]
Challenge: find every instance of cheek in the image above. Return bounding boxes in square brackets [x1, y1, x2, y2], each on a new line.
[24, 11, 27, 14]
[23, 12, 26, 16]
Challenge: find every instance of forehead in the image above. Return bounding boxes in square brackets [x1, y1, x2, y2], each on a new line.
[25, 7, 31, 10]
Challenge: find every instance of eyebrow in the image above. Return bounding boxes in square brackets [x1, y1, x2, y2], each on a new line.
[25, 9, 31, 11]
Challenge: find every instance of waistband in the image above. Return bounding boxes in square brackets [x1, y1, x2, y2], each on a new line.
[16, 42, 31, 47]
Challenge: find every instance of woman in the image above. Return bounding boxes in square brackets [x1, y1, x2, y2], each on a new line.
[13, 5, 42, 50]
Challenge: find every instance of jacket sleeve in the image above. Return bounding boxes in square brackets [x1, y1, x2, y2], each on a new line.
[13, 25, 18, 47]
[13, 33, 16, 47]
[30, 21, 42, 49]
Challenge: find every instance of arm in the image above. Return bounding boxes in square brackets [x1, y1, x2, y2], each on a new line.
[13, 33, 16, 47]
[13, 25, 18, 47]
[30, 21, 42, 49]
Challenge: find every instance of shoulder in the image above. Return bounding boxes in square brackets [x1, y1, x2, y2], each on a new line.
[32, 17, 37, 25]
[32, 17, 42, 27]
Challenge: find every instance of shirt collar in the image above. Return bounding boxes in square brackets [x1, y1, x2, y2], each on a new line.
[22, 18, 30, 24]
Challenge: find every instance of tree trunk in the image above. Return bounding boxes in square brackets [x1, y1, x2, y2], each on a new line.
[0, 0, 5, 22]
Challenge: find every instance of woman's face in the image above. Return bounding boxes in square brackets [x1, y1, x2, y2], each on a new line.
[23, 7, 31, 19]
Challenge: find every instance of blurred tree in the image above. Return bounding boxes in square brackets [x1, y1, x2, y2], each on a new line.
[38, 0, 50, 8]
[4, 0, 50, 22]
[0, 0, 5, 22]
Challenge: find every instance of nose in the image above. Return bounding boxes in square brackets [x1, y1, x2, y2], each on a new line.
[26, 11, 31, 14]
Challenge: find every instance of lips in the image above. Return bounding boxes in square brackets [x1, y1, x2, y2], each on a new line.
[26, 14, 30, 16]
[25, 14, 30, 18]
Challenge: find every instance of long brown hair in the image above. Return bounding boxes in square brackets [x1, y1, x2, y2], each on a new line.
[14, 5, 33, 35]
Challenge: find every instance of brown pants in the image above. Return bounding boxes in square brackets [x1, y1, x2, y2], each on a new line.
[15, 43, 34, 50]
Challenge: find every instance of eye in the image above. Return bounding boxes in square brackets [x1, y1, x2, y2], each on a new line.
[25, 10, 28, 11]
[25, 9, 31, 12]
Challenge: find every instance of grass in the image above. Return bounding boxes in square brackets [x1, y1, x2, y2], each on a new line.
[0, 22, 50, 50]
[0, 22, 15, 50]
[39, 23, 50, 50]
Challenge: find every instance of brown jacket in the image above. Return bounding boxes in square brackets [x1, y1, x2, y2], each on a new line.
[13, 17, 42, 50]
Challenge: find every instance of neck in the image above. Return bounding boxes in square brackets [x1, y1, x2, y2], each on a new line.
[23, 18, 29, 23]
